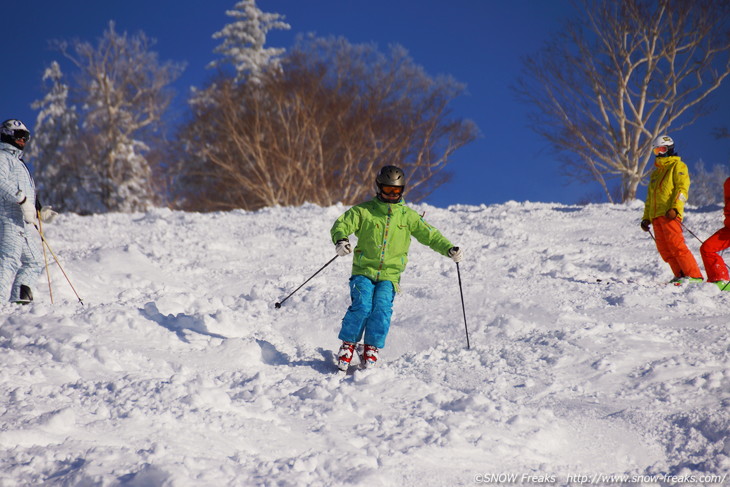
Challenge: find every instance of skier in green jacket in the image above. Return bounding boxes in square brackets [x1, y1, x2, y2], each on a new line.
[330, 165, 463, 371]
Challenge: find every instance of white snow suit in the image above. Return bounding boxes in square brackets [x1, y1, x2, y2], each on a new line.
[0, 142, 43, 302]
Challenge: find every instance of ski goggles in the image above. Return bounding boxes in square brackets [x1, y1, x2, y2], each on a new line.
[1, 128, 30, 142]
[653, 146, 668, 156]
[13, 130, 30, 142]
[380, 185, 404, 196]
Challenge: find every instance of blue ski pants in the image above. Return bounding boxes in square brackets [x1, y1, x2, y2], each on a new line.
[338, 275, 396, 349]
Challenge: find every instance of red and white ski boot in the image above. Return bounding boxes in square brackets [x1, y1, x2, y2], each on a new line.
[362, 344, 379, 368]
[337, 341, 356, 371]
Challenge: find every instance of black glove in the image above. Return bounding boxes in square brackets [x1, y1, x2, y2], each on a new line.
[640, 219, 651, 232]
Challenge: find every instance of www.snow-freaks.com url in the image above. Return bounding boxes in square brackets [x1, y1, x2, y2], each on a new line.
[473, 473, 729, 484]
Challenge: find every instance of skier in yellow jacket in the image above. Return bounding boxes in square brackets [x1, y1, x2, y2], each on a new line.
[640, 135, 703, 284]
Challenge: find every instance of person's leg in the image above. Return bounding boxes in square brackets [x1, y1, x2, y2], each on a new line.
[363, 280, 396, 349]
[0, 223, 24, 302]
[11, 230, 44, 302]
[652, 217, 682, 277]
[655, 217, 703, 278]
[700, 227, 730, 282]
[338, 275, 375, 344]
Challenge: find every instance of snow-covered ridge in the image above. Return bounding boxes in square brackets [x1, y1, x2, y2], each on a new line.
[1, 201, 728, 486]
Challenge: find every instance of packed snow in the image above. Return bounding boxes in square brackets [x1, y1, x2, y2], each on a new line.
[1, 200, 729, 486]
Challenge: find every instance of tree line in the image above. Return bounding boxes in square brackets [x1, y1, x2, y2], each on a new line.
[26, 0, 730, 214]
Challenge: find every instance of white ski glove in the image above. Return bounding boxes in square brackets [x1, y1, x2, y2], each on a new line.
[39, 206, 58, 224]
[448, 246, 463, 263]
[335, 238, 352, 257]
[18, 197, 37, 225]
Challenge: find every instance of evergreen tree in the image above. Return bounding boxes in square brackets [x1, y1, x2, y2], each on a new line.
[209, 0, 291, 83]
[45, 22, 184, 213]
[26, 62, 84, 210]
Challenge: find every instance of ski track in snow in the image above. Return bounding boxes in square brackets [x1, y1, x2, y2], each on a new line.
[0, 201, 729, 486]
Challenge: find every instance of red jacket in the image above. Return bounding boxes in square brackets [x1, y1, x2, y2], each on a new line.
[724, 177, 730, 227]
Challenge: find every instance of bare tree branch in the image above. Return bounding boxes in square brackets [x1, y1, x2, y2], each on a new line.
[169, 36, 477, 211]
[514, 0, 730, 202]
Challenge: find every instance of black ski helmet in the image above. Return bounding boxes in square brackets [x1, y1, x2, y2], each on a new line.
[376, 165, 405, 187]
[375, 165, 406, 203]
[0, 119, 31, 150]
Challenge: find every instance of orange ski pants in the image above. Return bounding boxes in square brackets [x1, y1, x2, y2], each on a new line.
[700, 226, 730, 282]
[651, 216, 703, 279]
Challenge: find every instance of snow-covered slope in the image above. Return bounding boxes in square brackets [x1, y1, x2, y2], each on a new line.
[1, 201, 729, 486]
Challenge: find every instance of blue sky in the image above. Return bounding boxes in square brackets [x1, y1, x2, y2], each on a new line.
[4, 1, 730, 208]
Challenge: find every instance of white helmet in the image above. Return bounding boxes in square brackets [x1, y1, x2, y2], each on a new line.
[0, 119, 31, 150]
[652, 134, 675, 157]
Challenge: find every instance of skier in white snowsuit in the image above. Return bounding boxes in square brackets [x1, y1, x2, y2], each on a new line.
[0, 119, 56, 303]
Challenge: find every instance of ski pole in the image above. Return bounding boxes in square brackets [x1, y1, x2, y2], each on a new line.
[679, 220, 704, 245]
[455, 257, 471, 350]
[35, 227, 84, 305]
[275, 255, 338, 309]
[36, 213, 54, 304]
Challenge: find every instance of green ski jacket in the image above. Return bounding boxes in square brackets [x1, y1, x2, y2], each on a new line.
[331, 197, 454, 288]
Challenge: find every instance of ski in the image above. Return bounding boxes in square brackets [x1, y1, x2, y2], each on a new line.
[713, 281, 730, 292]
[593, 278, 721, 289]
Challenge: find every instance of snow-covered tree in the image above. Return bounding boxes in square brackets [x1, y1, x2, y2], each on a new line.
[47, 21, 184, 213]
[691, 160, 730, 207]
[208, 0, 291, 83]
[26, 62, 82, 209]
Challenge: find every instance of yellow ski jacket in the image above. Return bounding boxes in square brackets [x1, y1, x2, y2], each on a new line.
[642, 156, 691, 221]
